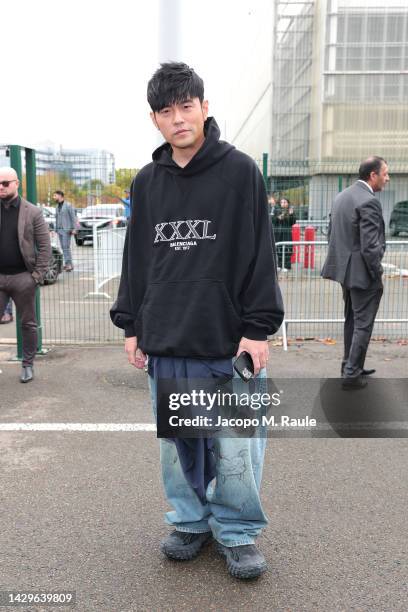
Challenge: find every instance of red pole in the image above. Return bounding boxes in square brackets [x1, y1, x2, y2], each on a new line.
[291, 223, 301, 264]
[304, 225, 315, 269]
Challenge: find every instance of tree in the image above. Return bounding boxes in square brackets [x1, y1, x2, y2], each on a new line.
[36, 171, 79, 205]
[115, 168, 138, 191]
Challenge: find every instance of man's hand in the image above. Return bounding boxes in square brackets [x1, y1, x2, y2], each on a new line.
[125, 336, 146, 369]
[236, 337, 269, 376]
[71, 230, 77, 235]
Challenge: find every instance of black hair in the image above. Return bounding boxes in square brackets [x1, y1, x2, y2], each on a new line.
[147, 62, 204, 112]
[359, 156, 387, 181]
[54, 190, 64, 197]
[280, 197, 290, 205]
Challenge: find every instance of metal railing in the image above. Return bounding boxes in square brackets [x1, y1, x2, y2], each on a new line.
[35, 227, 126, 344]
[275, 240, 408, 350]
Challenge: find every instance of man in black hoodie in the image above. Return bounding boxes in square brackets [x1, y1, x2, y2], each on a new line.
[111, 63, 284, 579]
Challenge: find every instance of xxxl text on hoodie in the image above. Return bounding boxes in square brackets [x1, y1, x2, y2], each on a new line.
[110, 118, 284, 358]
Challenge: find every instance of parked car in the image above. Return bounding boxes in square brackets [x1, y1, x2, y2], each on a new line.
[43, 231, 63, 285]
[42, 206, 56, 230]
[389, 200, 408, 236]
[74, 204, 127, 246]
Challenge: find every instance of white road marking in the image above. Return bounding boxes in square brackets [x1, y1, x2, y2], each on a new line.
[0, 423, 156, 432]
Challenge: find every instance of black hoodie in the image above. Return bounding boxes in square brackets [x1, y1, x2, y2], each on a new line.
[110, 117, 284, 358]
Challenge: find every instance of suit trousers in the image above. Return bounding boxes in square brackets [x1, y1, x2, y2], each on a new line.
[57, 230, 73, 266]
[341, 282, 383, 378]
[0, 271, 37, 366]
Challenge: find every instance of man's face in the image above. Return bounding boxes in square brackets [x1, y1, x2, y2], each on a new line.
[371, 163, 390, 192]
[151, 97, 209, 150]
[53, 193, 62, 203]
[0, 171, 19, 200]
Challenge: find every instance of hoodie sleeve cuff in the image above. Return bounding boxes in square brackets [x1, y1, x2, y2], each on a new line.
[124, 323, 136, 338]
[242, 325, 268, 341]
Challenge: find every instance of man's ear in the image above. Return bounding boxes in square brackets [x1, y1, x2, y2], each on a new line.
[202, 100, 209, 121]
[150, 111, 160, 130]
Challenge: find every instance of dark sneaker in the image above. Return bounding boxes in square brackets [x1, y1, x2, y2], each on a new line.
[161, 530, 212, 561]
[217, 543, 267, 579]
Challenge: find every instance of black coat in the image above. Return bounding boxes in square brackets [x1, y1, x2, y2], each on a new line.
[271, 207, 297, 243]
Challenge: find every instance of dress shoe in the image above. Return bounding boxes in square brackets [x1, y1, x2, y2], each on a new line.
[20, 366, 34, 383]
[0, 313, 13, 324]
[342, 376, 367, 390]
[341, 367, 376, 378]
[64, 264, 73, 272]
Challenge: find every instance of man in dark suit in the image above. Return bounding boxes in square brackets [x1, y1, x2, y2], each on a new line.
[0, 167, 51, 382]
[321, 156, 389, 389]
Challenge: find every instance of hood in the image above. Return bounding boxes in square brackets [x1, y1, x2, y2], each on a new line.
[152, 117, 234, 176]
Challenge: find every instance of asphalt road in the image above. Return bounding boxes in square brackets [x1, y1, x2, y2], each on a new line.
[0, 342, 407, 611]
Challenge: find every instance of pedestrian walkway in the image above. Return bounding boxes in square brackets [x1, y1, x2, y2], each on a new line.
[0, 343, 406, 611]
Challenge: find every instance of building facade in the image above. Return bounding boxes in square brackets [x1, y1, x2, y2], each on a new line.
[234, 0, 408, 225]
[35, 144, 115, 187]
[0, 143, 115, 188]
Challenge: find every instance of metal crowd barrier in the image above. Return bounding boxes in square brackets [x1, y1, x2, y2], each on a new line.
[34, 226, 127, 344]
[275, 240, 408, 350]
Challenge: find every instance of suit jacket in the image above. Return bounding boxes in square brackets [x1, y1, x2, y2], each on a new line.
[321, 181, 386, 290]
[55, 201, 76, 231]
[8, 198, 51, 283]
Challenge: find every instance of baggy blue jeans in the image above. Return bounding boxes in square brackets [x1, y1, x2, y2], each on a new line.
[57, 230, 73, 266]
[148, 367, 268, 547]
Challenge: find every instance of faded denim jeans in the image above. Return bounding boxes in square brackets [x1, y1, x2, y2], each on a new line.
[148, 366, 268, 547]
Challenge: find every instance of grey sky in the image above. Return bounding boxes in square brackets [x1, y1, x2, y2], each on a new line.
[1, 0, 270, 168]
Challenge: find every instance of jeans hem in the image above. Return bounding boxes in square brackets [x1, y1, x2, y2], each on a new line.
[216, 537, 256, 547]
[174, 528, 212, 534]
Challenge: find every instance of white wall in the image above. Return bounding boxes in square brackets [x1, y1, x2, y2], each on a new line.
[179, 0, 273, 159]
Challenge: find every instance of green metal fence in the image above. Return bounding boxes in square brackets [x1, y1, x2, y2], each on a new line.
[1, 148, 407, 346]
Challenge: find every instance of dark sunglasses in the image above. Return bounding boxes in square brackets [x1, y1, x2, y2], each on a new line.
[0, 180, 17, 187]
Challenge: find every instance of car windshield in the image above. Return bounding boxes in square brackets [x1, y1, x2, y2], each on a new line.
[82, 206, 124, 218]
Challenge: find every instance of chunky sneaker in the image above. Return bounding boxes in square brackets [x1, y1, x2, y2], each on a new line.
[161, 530, 212, 561]
[217, 543, 268, 579]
